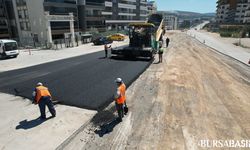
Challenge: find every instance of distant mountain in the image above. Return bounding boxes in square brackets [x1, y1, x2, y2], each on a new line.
[203, 13, 216, 17]
[158, 10, 216, 20]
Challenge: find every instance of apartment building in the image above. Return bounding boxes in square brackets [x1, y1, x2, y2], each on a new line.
[0, 0, 18, 39]
[10, 0, 80, 45]
[216, 0, 250, 24]
[147, 0, 157, 14]
[78, 0, 106, 32]
[0, 0, 10, 38]
[158, 11, 178, 30]
[2, 0, 149, 46]
[216, 0, 236, 23]
[102, 0, 148, 30]
[165, 16, 178, 30]
[235, 0, 250, 23]
[244, 1, 250, 23]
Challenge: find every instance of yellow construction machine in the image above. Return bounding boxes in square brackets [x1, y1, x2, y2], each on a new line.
[111, 13, 164, 59]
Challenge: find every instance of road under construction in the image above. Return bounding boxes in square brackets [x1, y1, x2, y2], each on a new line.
[0, 16, 249, 149]
[61, 31, 250, 150]
[0, 51, 152, 110]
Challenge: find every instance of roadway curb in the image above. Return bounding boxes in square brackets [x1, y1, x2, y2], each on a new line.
[55, 112, 96, 150]
[187, 34, 250, 68]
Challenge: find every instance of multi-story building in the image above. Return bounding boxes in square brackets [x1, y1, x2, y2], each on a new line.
[0, 0, 18, 39]
[216, 0, 250, 24]
[235, 0, 250, 23]
[158, 11, 178, 30]
[102, 0, 148, 30]
[11, 0, 80, 45]
[243, 1, 250, 23]
[0, 0, 10, 38]
[147, 0, 157, 14]
[165, 16, 178, 30]
[78, 0, 106, 32]
[2, 0, 149, 46]
[44, 0, 79, 38]
[216, 0, 236, 23]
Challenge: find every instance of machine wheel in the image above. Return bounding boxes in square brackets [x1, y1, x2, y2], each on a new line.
[149, 52, 155, 60]
[0, 53, 6, 59]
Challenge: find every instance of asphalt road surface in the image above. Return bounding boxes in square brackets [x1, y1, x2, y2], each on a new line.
[0, 51, 152, 110]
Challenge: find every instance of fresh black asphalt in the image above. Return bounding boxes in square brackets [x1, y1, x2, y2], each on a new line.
[0, 50, 152, 110]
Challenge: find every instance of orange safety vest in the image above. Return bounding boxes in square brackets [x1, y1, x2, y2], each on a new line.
[116, 83, 126, 104]
[35, 86, 51, 103]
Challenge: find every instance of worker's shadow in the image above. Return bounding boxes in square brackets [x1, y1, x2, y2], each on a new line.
[94, 119, 120, 137]
[15, 116, 53, 130]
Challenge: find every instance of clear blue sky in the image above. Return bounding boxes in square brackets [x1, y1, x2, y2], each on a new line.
[156, 0, 217, 13]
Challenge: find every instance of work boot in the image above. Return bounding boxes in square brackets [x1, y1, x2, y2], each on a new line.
[117, 117, 122, 122]
[39, 116, 46, 120]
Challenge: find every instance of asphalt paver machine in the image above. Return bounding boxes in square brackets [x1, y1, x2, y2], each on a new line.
[111, 13, 164, 59]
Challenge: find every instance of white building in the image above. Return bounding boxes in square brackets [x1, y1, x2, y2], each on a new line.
[158, 11, 178, 30]
[12, 0, 46, 46]
[166, 16, 178, 30]
[11, 0, 79, 46]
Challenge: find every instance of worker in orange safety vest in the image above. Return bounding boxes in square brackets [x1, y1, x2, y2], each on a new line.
[104, 43, 111, 58]
[114, 78, 126, 122]
[32, 82, 56, 119]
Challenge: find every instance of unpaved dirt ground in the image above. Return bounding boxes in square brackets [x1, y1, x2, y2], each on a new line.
[60, 32, 250, 150]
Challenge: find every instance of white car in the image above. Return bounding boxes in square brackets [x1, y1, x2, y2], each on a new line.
[0, 39, 19, 58]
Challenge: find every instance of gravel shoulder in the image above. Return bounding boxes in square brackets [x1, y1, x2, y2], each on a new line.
[61, 32, 250, 150]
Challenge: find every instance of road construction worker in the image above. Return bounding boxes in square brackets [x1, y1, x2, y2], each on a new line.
[166, 37, 170, 47]
[158, 42, 164, 63]
[32, 82, 56, 119]
[114, 78, 126, 122]
[104, 43, 111, 58]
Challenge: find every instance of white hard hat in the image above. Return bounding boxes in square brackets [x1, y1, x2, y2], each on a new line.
[37, 82, 43, 86]
[115, 78, 122, 83]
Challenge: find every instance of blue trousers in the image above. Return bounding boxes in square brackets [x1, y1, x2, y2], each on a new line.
[38, 96, 56, 118]
[115, 102, 124, 121]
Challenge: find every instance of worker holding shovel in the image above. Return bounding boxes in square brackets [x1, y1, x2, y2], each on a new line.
[32, 82, 56, 119]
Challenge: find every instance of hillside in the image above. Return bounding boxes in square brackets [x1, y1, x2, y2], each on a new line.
[158, 10, 216, 20]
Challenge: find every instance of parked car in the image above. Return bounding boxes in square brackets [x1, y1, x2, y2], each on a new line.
[107, 33, 126, 41]
[93, 37, 113, 45]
